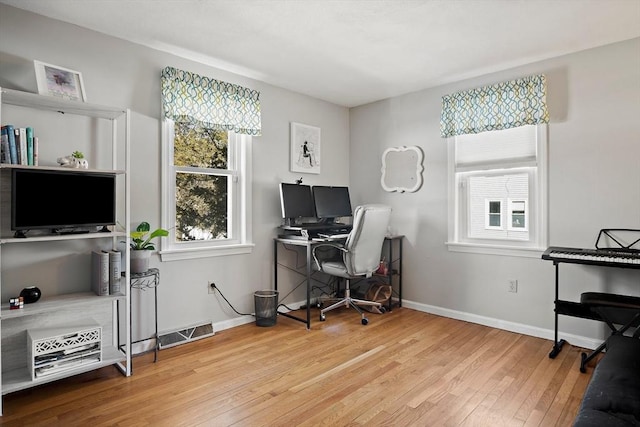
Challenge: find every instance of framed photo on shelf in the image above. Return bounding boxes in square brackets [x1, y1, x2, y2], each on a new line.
[290, 122, 321, 174]
[34, 60, 87, 102]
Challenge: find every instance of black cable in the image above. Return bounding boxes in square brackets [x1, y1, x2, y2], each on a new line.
[277, 303, 297, 311]
[211, 284, 253, 316]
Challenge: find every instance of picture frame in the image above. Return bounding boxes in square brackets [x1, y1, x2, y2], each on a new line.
[34, 60, 87, 102]
[290, 122, 321, 174]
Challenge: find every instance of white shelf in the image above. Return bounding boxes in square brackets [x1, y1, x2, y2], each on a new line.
[1, 292, 125, 320]
[0, 230, 126, 245]
[1, 345, 125, 395]
[0, 87, 132, 413]
[1, 88, 125, 120]
[0, 164, 126, 175]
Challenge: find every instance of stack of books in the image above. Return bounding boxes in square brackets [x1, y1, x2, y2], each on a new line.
[91, 250, 123, 296]
[0, 124, 39, 165]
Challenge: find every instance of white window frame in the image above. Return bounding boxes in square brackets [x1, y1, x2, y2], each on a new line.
[446, 124, 547, 258]
[485, 199, 503, 230]
[160, 119, 253, 261]
[508, 199, 528, 231]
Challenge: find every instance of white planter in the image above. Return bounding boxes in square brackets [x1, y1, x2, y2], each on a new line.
[130, 250, 151, 274]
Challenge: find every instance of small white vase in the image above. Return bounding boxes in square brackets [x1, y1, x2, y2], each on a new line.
[130, 250, 151, 274]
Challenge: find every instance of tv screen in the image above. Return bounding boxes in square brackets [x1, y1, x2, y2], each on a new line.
[279, 183, 315, 220]
[12, 168, 116, 235]
[312, 186, 352, 220]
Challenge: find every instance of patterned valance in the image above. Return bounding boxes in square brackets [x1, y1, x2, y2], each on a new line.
[161, 66, 261, 136]
[440, 74, 549, 138]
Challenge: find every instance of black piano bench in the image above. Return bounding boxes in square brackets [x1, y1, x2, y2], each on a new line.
[579, 292, 640, 373]
[573, 335, 640, 427]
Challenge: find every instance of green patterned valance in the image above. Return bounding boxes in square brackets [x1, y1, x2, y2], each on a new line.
[161, 66, 261, 136]
[440, 74, 549, 138]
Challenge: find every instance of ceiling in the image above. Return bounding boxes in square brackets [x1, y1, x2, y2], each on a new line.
[2, 0, 639, 107]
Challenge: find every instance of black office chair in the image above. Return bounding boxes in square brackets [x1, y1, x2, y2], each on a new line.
[312, 204, 392, 325]
[579, 291, 640, 372]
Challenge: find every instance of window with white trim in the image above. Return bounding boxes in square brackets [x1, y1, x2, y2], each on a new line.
[447, 124, 547, 256]
[485, 199, 503, 230]
[161, 119, 253, 260]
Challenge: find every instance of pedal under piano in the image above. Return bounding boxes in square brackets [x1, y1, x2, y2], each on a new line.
[542, 229, 640, 372]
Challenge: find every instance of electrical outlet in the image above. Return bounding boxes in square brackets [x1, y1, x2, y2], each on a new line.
[208, 282, 216, 294]
[508, 279, 518, 293]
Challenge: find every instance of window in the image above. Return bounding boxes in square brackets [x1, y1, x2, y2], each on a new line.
[161, 119, 253, 260]
[508, 199, 528, 231]
[159, 66, 259, 260]
[485, 199, 502, 229]
[447, 124, 547, 257]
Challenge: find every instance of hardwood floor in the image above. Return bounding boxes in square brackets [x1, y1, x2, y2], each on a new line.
[0, 307, 595, 426]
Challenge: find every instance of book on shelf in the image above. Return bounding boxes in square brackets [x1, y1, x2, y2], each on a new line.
[33, 136, 39, 166]
[26, 126, 34, 165]
[0, 126, 9, 164]
[2, 124, 18, 164]
[105, 250, 122, 295]
[18, 127, 27, 165]
[91, 250, 110, 296]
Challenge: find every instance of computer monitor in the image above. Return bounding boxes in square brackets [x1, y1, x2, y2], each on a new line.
[312, 185, 352, 223]
[279, 183, 315, 223]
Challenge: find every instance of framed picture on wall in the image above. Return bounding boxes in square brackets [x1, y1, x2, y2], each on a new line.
[290, 122, 321, 174]
[34, 60, 87, 102]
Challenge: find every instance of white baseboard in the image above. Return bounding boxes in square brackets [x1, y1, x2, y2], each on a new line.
[214, 315, 255, 331]
[401, 299, 602, 351]
[210, 298, 603, 351]
[212, 300, 304, 332]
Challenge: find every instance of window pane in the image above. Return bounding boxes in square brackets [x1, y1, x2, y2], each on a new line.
[489, 201, 501, 214]
[175, 172, 228, 241]
[174, 122, 228, 169]
[489, 214, 501, 227]
[512, 214, 526, 228]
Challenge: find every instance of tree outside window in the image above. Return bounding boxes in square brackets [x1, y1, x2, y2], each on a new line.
[173, 123, 230, 242]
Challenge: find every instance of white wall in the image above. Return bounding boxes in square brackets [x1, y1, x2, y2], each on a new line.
[350, 38, 640, 344]
[0, 5, 349, 335]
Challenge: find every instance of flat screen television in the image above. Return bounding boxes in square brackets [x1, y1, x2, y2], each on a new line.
[279, 183, 315, 223]
[11, 168, 117, 237]
[312, 185, 352, 223]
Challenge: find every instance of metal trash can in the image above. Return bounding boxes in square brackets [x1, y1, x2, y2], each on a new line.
[254, 290, 279, 327]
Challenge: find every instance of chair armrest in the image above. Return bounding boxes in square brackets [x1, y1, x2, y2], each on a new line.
[312, 242, 347, 271]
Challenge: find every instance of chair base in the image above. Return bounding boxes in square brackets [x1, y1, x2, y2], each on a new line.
[320, 286, 381, 325]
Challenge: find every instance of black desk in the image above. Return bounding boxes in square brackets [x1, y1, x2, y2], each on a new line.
[273, 235, 404, 329]
[380, 235, 404, 311]
[273, 237, 323, 329]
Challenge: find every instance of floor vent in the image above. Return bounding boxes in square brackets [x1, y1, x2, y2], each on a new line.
[158, 322, 214, 349]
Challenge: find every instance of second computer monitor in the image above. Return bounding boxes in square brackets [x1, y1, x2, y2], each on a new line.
[312, 185, 352, 222]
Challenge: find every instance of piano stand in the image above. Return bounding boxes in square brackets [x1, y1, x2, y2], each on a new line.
[542, 245, 640, 371]
[549, 339, 566, 359]
[578, 292, 640, 373]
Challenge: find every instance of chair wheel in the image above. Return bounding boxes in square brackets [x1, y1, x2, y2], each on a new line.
[379, 306, 387, 314]
[320, 314, 326, 321]
[361, 318, 368, 325]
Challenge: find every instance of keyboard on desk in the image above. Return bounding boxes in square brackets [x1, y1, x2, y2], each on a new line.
[542, 246, 640, 268]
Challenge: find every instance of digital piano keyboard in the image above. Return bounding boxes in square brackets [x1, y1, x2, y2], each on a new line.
[542, 246, 640, 269]
[542, 230, 640, 364]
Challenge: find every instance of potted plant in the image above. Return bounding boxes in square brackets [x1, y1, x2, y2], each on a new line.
[129, 222, 169, 274]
